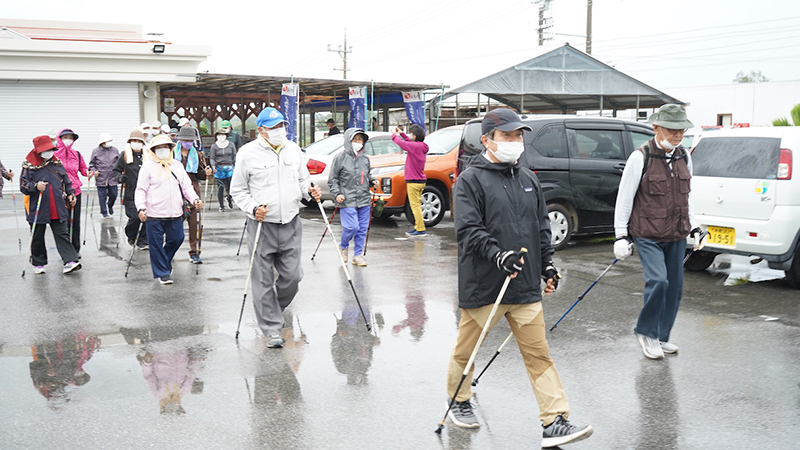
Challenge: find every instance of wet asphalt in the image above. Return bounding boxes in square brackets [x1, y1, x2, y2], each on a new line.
[0, 195, 799, 450]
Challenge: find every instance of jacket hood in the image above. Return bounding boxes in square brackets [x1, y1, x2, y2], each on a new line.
[342, 128, 369, 155]
[56, 128, 78, 152]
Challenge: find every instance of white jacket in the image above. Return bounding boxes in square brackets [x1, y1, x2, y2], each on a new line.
[230, 139, 311, 224]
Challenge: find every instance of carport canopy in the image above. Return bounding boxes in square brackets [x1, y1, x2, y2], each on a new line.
[441, 43, 683, 114]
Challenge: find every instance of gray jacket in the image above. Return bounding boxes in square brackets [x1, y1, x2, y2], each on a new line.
[89, 145, 120, 187]
[328, 128, 376, 209]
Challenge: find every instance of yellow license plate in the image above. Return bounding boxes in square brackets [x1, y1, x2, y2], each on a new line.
[707, 226, 735, 246]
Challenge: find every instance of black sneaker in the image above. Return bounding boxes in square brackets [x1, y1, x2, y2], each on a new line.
[227, 196, 233, 209]
[541, 415, 593, 448]
[446, 398, 480, 428]
[159, 275, 173, 285]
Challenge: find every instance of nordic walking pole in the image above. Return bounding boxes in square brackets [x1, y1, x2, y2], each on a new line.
[364, 188, 375, 256]
[236, 219, 247, 256]
[117, 183, 125, 236]
[236, 206, 266, 340]
[22, 187, 45, 278]
[311, 204, 338, 261]
[313, 183, 371, 332]
[82, 178, 91, 245]
[124, 222, 144, 278]
[196, 204, 204, 276]
[683, 230, 708, 264]
[10, 182, 21, 253]
[472, 331, 514, 386]
[550, 258, 618, 332]
[435, 247, 527, 434]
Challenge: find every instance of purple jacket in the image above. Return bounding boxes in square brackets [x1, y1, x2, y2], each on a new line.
[0, 159, 11, 199]
[89, 145, 120, 187]
[392, 133, 428, 181]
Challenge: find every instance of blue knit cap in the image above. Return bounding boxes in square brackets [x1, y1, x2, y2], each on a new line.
[257, 107, 287, 128]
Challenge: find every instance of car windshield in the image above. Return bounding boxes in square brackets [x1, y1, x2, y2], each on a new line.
[692, 137, 781, 179]
[425, 128, 462, 155]
[304, 135, 344, 155]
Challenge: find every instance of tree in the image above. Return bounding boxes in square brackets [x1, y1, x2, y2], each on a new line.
[772, 104, 800, 127]
[733, 70, 769, 83]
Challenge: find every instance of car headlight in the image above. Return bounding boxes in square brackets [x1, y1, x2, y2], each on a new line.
[370, 165, 405, 177]
[381, 177, 392, 194]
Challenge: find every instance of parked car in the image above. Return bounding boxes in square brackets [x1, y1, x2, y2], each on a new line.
[685, 127, 800, 288]
[370, 125, 463, 227]
[458, 114, 655, 250]
[303, 132, 397, 203]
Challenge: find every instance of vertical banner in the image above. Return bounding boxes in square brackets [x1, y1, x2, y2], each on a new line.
[280, 83, 299, 142]
[349, 86, 366, 130]
[402, 91, 426, 131]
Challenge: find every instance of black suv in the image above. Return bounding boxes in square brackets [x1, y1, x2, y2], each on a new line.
[457, 115, 655, 250]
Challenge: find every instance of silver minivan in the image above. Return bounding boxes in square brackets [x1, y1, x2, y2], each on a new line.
[687, 127, 800, 288]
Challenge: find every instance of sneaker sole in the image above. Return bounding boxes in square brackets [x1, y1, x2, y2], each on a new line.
[637, 334, 664, 359]
[63, 264, 82, 274]
[159, 280, 173, 285]
[542, 425, 593, 448]
[266, 341, 284, 348]
[445, 401, 480, 428]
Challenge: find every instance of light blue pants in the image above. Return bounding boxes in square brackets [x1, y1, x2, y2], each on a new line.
[632, 237, 685, 342]
[339, 206, 371, 256]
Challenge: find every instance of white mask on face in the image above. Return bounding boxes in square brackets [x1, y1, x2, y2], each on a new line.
[217, 135, 228, 143]
[266, 127, 287, 146]
[41, 150, 54, 160]
[61, 138, 74, 147]
[489, 139, 525, 163]
[130, 142, 143, 151]
[155, 148, 171, 160]
[659, 138, 677, 150]
[352, 142, 363, 153]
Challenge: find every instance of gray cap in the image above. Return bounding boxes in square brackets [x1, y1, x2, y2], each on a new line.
[648, 104, 694, 129]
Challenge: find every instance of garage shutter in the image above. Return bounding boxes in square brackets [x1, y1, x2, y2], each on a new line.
[0, 80, 140, 195]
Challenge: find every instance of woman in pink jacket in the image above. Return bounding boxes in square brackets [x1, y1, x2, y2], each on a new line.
[54, 128, 92, 256]
[134, 135, 202, 285]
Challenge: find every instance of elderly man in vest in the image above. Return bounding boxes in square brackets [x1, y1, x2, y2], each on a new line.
[614, 104, 704, 360]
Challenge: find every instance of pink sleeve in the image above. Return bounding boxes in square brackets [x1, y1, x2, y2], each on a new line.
[79, 152, 89, 176]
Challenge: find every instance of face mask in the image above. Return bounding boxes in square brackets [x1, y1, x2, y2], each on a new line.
[62, 138, 74, 147]
[217, 135, 228, 143]
[266, 127, 287, 146]
[489, 139, 524, 163]
[352, 142, 363, 153]
[659, 138, 677, 151]
[181, 141, 193, 150]
[41, 150, 54, 160]
[155, 148, 171, 160]
[130, 142, 143, 151]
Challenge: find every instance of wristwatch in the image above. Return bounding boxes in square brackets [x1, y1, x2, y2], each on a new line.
[252, 206, 259, 216]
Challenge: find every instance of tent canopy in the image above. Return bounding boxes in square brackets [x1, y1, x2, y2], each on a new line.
[444, 43, 682, 113]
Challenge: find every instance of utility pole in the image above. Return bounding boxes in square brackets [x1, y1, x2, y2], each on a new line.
[535, 0, 553, 46]
[585, 0, 593, 54]
[328, 29, 352, 80]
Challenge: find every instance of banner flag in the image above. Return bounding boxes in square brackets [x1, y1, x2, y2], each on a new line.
[349, 86, 366, 130]
[280, 83, 299, 142]
[402, 91, 426, 131]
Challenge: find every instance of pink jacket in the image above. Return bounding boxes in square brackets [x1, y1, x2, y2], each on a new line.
[54, 129, 89, 195]
[392, 133, 428, 181]
[135, 159, 199, 219]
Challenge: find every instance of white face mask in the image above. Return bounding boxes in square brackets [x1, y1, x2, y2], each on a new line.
[266, 127, 287, 146]
[217, 135, 228, 143]
[41, 150, 54, 160]
[659, 138, 677, 151]
[61, 138, 74, 147]
[130, 142, 143, 151]
[489, 139, 525, 163]
[352, 142, 363, 153]
[155, 148, 171, 160]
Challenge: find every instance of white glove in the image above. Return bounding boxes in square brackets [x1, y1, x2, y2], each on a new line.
[614, 237, 633, 260]
[690, 227, 706, 250]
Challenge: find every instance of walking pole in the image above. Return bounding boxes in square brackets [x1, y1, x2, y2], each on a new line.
[312, 183, 371, 332]
[471, 332, 514, 386]
[117, 183, 125, 236]
[202, 178, 210, 214]
[124, 222, 144, 278]
[236, 219, 247, 256]
[435, 248, 526, 434]
[10, 183, 21, 253]
[364, 189, 375, 256]
[311, 204, 338, 261]
[22, 190, 44, 278]
[236, 207, 266, 340]
[82, 178, 91, 246]
[196, 204, 204, 276]
[683, 230, 708, 264]
[550, 259, 618, 332]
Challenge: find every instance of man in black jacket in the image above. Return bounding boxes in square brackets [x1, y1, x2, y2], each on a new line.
[444, 109, 592, 448]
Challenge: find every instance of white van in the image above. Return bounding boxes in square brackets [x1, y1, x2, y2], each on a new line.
[686, 127, 800, 288]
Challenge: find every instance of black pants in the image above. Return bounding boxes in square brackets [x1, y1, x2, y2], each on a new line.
[124, 201, 148, 246]
[217, 177, 232, 208]
[65, 194, 82, 254]
[30, 219, 80, 266]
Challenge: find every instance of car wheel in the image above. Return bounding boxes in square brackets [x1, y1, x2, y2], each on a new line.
[405, 185, 446, 228]
[784, 252, 800, 289]
[547, 203, 573, 251]
[683, 250, 717, 272]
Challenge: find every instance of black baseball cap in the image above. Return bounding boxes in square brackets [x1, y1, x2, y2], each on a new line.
[481, 109, 532, 135]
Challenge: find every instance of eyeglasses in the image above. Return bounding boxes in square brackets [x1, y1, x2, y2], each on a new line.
[661, 128, 687, 137]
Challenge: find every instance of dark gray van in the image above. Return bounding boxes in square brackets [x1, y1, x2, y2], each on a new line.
[457, 115, 654, 250]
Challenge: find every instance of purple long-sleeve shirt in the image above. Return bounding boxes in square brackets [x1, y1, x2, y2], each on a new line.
[392, 133, 428, 181]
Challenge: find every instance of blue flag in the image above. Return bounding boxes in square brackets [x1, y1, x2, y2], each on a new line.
[402, 91, 426, 131]
[280, 83, 299, 142]
[349, 86, 366, 129]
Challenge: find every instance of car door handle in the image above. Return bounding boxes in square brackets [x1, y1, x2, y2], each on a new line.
[614, 163, 626, 171]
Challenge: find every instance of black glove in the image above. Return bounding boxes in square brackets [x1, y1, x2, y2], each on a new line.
[495, 250, 524, 275]
[690, 227, 702, 238]
[118, 174, 127, 184]
[542, 263, 561, 290]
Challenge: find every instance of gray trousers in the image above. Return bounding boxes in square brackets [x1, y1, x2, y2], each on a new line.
[248, 215, 303, 337]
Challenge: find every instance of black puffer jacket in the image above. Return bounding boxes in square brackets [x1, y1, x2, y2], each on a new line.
[454, 153, 554, 309]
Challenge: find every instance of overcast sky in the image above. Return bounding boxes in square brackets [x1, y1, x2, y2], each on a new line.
[5, 0, 800, 93]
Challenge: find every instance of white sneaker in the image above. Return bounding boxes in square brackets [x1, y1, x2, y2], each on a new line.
[660, 341, 679, 354]
[63, 261, 82, 274]
[352, 255, 367, 266]
[340, 247, 348, 263]
[636, 333, 664, 359]
[34, 266, 46, 274]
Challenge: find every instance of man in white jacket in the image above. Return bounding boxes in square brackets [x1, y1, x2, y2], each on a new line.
[230, 107, 321, 348]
